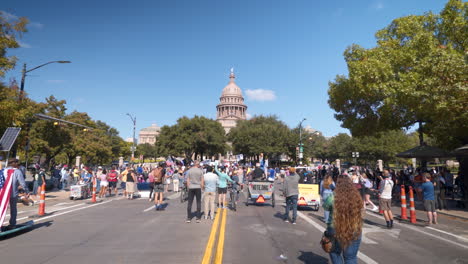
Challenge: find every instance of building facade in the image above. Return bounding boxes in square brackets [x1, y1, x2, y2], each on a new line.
[216, 70, 247, 133]
[138, 124, 161, 145]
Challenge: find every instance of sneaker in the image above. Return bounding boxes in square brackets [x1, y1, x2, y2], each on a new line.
[292, 222, 297, 225]
[211, 217, 215, 220]
[204, 216, 208, 220]
[284, 219, 289, 223]
[372, 206, 379, 212]
[155, 205, 159, 211]
[149, 198, 152, 202]
[186, 219, 191, 223]
[196, 219, 201, 223]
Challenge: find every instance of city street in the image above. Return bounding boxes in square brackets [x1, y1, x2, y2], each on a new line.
[2, 183, 468, 264]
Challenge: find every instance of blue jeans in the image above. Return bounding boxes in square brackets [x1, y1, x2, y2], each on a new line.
[285, 195, 298, 222]
[9, 196, 18, 226]
[329, 229, 361, 264]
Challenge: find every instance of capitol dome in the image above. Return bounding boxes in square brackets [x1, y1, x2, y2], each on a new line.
[216, 69, 247, 133]
[221, 72, 243, 97]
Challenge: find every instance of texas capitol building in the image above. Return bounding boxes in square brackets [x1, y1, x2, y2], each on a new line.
[216, 69, 247, 133]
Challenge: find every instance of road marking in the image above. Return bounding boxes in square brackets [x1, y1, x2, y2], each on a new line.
[214, 208, 227, 264]
[201, 208, 222, 264]
[425, 226, 468, 243]
[297, 211, 378, 264]
[366, 211, 468, 249]
[33, 199, 114, 223]
[142, 192, 180, 212]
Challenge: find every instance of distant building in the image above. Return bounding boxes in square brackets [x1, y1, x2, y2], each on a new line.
[138, 124, 160, 145]
[304, 125, 322, 136]
[216, 69, 247, 133]
[125, 137, 134, 143]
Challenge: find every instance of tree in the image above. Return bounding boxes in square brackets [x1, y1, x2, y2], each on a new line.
[352, 130, 416, 165]
[156, 116, 227, 159]
[326, 133, 353, 162]
[328, 0, 467, 149]
[136, 143, 157, 159]
[328, 0, 468, 205]
[228, 115, 292, 161]
[0, 11, 28, 78]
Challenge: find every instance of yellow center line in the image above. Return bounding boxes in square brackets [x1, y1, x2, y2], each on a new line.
[214, 208, 228, 264]
[201, 208, 222, 264]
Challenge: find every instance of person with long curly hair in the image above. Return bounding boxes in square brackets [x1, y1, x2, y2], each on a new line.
[323, 175, 363, 264]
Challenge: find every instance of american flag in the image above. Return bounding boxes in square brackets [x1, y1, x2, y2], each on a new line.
[0, 169, 14, 228]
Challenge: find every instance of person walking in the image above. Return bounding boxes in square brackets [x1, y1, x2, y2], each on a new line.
[378, 170, 394, 229]
[98, 169, 108, 198]
[147, 168, 155, 201]
[153, 164, 166, 210]
[215, 164, 235, 209]
[60, 165, 69, 191]
[107, 166, 119, 197]
[172, 170, 180, 193]
[203, 166, 218, 220]
[4, 158, 30, 229]
[186, 161, 204, 223]
[320, 174, 335, 223]
[361, 174, 378, 211]
[126, 169, 137, 200]
[283, 167, 300, 224]
[323, 176, 363, 264]
[422, 173, 438, 225]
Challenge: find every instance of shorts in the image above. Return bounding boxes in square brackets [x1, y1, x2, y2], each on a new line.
[379, 198, 392, 211]
[154, 184, 164, 193]
[218, 187, 227, 194]
[108, 181, 117, 188]
[100, 181, 109, 187]
[424, 200, 436, 212]
[126, 182, 136, 193]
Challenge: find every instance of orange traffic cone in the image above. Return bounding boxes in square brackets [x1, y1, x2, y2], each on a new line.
[298, 197, 307, 206]
[409, 186, 417, 223]
[400, 185, 408, 220]
[91, 176, 97, 203]
[38, 183, 46, 216]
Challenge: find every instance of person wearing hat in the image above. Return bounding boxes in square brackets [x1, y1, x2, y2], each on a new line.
[4, 158, 30, 229]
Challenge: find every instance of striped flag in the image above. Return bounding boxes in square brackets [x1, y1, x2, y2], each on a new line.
[0, 169, 14, 228]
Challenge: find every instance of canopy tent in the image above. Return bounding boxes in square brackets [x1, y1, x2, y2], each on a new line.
[396, 145, 452, 159]
[452, 144, 468, 157]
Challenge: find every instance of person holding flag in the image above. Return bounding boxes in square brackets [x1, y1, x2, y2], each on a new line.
[1, 158, 30, 230]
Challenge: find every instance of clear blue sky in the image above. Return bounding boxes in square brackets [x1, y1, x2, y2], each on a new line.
[2, 0, 448, 139]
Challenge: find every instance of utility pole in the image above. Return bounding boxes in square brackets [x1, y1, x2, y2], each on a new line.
[127, 113, 136, 162]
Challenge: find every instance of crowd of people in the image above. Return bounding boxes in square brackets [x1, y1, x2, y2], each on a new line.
[1, 157, 463, 264]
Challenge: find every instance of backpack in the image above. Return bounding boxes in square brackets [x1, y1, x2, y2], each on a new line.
[154, 168, 164, 184]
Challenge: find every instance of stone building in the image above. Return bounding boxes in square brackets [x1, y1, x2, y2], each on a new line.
[138, 124, 160, 145]
[216, 69, 247, 133]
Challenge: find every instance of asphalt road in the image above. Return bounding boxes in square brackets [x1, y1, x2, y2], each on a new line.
[2, 183, 468, 264]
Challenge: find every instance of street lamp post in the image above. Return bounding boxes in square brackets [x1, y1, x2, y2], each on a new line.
[126, 113, 136, 162]
[19, 61, 71, 101]
[298, 118, 306, 165]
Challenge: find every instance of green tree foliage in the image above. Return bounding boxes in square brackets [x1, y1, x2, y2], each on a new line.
[228, 115, 292, 160]
[156, 116, 227, 159]
[136, 143, 157, 159]
[328, 0, 468, 149]
[326, 133, 353, 162]
[0, 11, 28, 77]
[352, 130, 417, 165]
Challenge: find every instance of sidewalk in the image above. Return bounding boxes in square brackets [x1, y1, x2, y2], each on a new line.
[368, 196, 468, 223]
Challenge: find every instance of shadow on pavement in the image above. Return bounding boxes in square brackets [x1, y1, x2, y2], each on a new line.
[297, 250, 329, 264]
[0, 220, 53, 240]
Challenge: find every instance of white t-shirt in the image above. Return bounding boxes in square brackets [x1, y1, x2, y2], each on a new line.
[379, 179, 394, 199]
